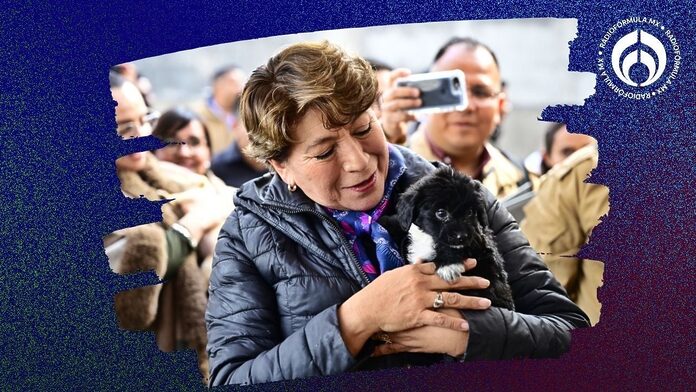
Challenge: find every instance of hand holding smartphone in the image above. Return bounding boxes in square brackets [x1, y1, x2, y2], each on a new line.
[395, 70, 468, 114]
[378, 68, 420, 144]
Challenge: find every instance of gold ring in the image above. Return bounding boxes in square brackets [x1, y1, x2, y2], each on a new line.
[433, 291, 444, 309]
[377, 332, 392, 344]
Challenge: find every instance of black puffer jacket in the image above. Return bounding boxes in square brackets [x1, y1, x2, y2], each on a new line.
[206, 146, 590, 386]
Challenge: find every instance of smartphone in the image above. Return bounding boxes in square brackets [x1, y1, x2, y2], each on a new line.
[395, 70, 468, 114]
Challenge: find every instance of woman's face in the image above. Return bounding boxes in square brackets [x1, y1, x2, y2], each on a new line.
[155, 119, 211, 175]
[270, 109, 389, 212]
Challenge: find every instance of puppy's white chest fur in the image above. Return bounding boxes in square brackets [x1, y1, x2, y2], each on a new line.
[407, 224, 436, 264]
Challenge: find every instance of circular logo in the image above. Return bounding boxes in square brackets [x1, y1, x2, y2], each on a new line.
[597, 18, 681, 99]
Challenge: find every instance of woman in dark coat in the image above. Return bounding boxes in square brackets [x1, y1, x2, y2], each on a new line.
[205, 41, 589, 386]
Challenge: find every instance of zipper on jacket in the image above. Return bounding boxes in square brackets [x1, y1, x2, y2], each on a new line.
[264, 203, 371, 287]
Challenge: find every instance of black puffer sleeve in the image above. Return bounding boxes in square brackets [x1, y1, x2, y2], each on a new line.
[461, 190, 591, 359]
[205, 209, 357, 386]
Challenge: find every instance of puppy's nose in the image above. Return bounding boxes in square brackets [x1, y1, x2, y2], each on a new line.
[450, 232, 466, 243]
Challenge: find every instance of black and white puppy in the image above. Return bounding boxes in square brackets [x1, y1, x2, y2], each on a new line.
[380, 167, 515, 310]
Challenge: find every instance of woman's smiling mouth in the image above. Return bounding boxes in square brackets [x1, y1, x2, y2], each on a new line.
[345, 172, 377, 193]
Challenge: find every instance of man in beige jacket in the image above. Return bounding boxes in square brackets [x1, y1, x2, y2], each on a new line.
[380, 37, 524, 199]
[521, 143, 608, 325]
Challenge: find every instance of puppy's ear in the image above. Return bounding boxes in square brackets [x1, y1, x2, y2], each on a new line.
[473, 182, 489, 228]
[476, 203, 488, 228]
[396, 185, 419, 231]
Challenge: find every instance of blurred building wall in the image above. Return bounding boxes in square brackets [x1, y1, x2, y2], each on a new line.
[133, 18, 594, 161]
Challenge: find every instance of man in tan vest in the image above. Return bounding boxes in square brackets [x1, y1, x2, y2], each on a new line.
[194, 66, 246, 155]
[521, 143, 608, 325]
[380, 37, 525, 199]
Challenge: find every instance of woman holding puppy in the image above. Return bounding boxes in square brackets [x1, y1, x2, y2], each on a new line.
[206, 41, 589, 386]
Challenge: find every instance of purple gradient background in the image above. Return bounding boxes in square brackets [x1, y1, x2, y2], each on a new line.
[0, 0, 693, 390]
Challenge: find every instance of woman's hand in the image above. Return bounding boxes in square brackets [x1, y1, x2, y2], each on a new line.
[176, 188, 233, 243]
[371, 308, 468, 358]
[337, 259, 490, 356]
[379, 69, 421, 144]
[197, 228, 220, 259]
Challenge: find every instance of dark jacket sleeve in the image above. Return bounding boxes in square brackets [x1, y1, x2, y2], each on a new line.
[205, 210, 357, 386]
[461, 191, 591, 360]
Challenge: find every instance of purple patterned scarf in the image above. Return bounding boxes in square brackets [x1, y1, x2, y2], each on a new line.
[326, 145, 407, 281]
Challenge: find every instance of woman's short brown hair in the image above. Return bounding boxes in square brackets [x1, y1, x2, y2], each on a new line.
[240, 41, 378, 163]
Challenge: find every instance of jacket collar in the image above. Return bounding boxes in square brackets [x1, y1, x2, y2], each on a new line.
[409, 128, 523, 198]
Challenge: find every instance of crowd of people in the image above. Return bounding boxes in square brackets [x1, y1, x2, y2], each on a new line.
[105, 36, 607, 385]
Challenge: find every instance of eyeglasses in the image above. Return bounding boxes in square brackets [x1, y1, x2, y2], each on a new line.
[467, 86, 501, 102]
[117, 110, 160, 138]
[161, 136, 207, 150]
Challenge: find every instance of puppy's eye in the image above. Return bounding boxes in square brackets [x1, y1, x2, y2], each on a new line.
[435, 209, 450, 221]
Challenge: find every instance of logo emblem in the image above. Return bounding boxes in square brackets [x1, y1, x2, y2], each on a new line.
[598, 18, 681, 99]
[611, 30, 666, 87]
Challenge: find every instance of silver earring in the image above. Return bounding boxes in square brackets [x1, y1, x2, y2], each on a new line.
[288, 183, 297, 192]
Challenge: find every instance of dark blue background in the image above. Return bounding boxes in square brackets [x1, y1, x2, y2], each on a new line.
[1, 0, 693, 390]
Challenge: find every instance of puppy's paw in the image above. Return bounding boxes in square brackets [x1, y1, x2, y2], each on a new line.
[436, 264, 466, 283]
